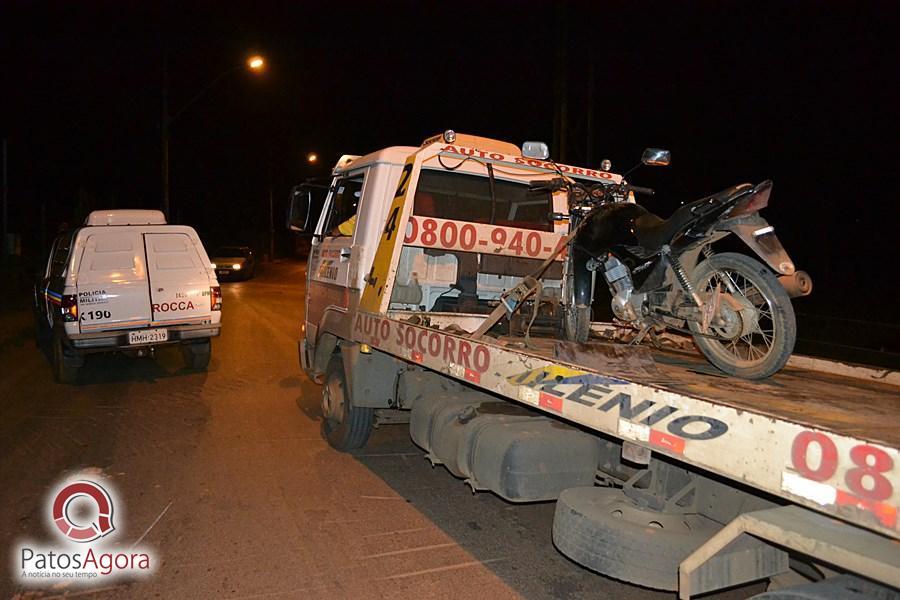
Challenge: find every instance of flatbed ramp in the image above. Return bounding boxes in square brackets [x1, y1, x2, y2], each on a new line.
[353, 311, 900, 540]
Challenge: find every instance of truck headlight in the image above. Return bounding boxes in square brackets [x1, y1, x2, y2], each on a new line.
[232, 263, 242, 270]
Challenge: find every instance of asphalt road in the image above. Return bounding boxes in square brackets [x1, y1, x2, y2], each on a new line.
[0, 259, 759, 599]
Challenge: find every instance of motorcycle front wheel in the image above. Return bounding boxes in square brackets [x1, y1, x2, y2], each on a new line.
[564, 254, 592, 343]
[689, 252, 796, 379]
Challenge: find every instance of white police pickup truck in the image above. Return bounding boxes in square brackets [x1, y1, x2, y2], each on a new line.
[34, 210, 222, 383]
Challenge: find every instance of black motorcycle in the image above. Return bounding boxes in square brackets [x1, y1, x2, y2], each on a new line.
[533, 149, 811, 380]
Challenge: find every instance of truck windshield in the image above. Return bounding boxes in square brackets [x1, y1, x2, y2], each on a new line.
[414, 169, 552, 232]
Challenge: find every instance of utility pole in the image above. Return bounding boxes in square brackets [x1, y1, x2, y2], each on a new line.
[269, 188, 275, 261]
[553, 9, 568, 163]
[2, 138, 7, 260]
[161, 52, 171, 222]
[586, 58, 595, 166]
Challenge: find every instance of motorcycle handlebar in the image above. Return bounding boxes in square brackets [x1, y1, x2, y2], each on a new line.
[529, 178, 564, 191]
[627, 185, 655, 196]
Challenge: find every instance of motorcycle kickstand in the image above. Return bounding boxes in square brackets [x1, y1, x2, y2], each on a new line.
[629, 323, 653, 346]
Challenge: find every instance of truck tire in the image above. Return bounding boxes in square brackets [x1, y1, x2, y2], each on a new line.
[322, 356, 373, 451]
[182, 339, 211, 370]
[750, 574, 898, 599]
[552, 487, 720, 591]
[52, 334, 81, 384]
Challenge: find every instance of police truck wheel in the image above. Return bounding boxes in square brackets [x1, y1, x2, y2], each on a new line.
[52, 334, 81, 384]
[322, 356, 373, 451]
[553, 487, 720, 591]
[182, 339, 211, 370]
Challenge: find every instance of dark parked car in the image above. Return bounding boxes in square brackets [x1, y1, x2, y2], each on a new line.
[211, 246, 256, 280]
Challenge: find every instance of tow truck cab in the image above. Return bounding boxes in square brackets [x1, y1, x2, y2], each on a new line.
[297, 133, 623, 373]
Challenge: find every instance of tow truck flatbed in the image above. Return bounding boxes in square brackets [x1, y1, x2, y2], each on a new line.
[353, 309, 900, 540]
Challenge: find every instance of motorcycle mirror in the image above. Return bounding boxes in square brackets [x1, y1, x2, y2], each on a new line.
[641, 148, 671, 166]
[521, 141, 550, 160]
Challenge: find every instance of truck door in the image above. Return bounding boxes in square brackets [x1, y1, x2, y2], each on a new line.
[143, 232, 212, 326]
[76, 230, 152, 332]
[37, 235, 61, 328]
[306, 170, 367, 338]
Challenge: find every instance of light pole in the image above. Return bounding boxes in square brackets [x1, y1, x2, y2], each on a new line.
[161, 54, 265, 221]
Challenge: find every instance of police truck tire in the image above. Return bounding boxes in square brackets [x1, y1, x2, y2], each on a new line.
[322, 356, 373, 451]
[183, 339, 211, 370]
[52, 334, 80, 384]
[552, 487, 720, 591]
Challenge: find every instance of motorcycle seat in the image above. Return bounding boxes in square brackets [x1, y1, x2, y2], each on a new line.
[635, 183, 754, 250]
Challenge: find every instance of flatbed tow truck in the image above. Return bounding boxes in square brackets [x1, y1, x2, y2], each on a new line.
[291, 132, 900, 598]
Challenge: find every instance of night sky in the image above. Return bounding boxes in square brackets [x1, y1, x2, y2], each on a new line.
[2, 2, 899, 361]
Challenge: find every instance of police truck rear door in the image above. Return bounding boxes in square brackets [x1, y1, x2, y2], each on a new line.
[144, 232, 213, 328]
[76, 229, 153, 333]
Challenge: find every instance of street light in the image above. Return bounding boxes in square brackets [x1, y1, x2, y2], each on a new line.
[161, 53, 266, 221]
[306, 152, 318, 164]
[247, 55, 265, 71]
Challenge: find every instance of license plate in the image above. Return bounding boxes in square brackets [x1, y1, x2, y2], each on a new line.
[128, 329, 168, 345]
[217, 269, 229, 275]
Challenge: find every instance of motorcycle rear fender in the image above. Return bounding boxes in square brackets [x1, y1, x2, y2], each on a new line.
[720, 214, 796, 275]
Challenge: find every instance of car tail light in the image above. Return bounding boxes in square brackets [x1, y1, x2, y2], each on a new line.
[210, 286, 222, 311]
[60, 294, 78, 322]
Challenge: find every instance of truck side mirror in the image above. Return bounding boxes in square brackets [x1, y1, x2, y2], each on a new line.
[641, 148, 671, 167]
[287, 184, 325, 235]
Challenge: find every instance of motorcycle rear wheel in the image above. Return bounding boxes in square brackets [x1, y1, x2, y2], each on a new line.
[689, 252, 796, 379]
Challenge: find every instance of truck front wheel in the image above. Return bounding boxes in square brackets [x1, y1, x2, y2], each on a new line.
[322, 356, 373, 451]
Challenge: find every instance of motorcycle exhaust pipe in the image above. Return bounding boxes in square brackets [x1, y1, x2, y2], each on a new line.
[779, 271, 813, 298]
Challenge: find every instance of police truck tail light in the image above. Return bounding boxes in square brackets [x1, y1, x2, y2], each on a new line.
[211, 286, 222, 311]
[60, 294, 79, 322]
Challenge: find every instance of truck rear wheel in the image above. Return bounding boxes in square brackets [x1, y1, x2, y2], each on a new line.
[553, 487, 720, 591]
[52, 334, 81, 384]
[182, 339, 211, 370]
[322, 356, 373, 451]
